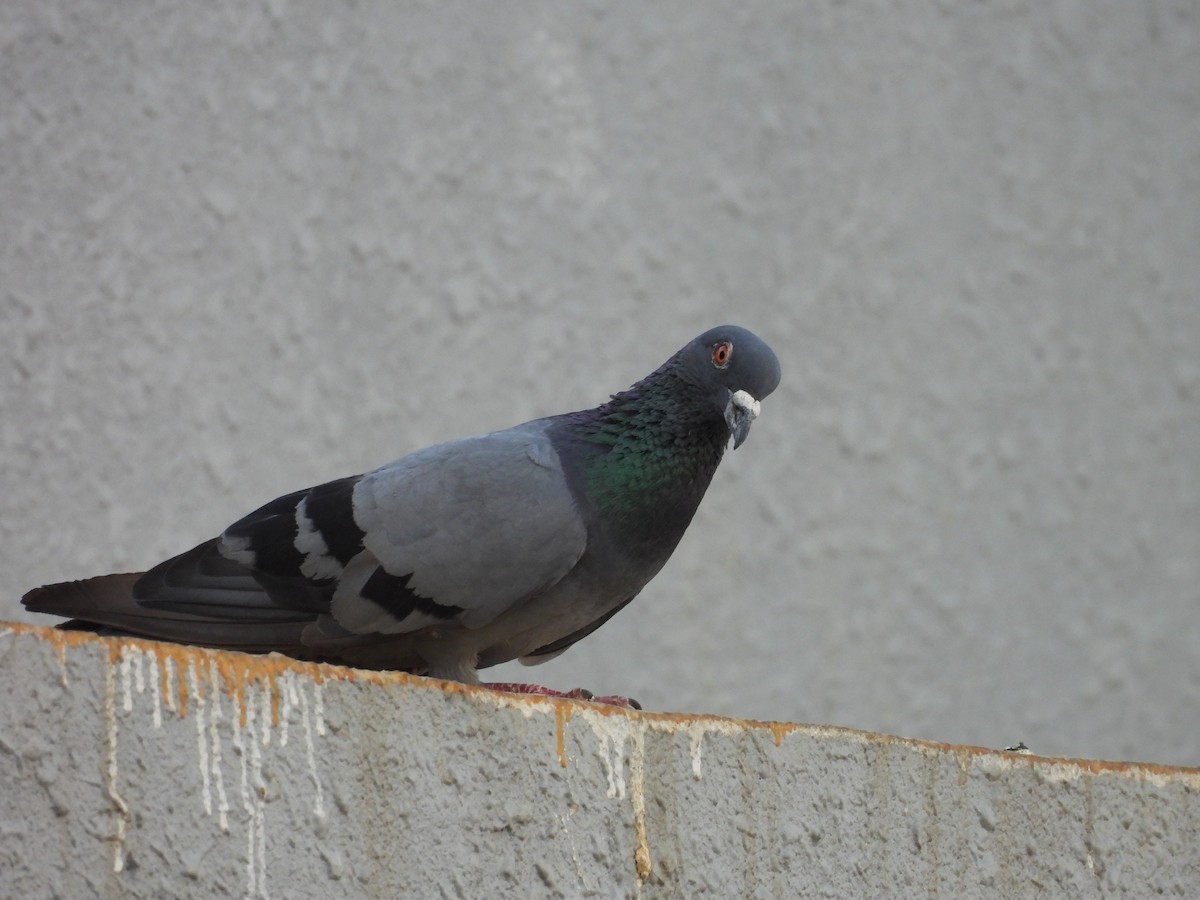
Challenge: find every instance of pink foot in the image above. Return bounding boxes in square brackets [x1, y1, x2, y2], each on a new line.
[483, 682, 642, 710]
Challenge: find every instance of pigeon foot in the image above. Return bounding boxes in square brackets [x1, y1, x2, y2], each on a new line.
[483, 682, 641, 710]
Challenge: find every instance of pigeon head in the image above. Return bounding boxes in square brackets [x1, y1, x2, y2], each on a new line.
[677, 325, 782, 449]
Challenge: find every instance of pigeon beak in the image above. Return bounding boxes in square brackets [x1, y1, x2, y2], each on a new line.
[725, 389, 762, 449]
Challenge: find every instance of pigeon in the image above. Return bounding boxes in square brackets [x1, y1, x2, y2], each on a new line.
[24, 325, 781, 702]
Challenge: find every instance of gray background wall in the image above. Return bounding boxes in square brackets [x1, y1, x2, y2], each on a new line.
[3, 1, 1197, 766]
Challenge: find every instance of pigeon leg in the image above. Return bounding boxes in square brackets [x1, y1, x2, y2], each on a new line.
[483, 682, 641, 710]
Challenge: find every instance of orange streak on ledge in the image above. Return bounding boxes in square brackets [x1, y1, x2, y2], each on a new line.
[555, 701, 573, 768]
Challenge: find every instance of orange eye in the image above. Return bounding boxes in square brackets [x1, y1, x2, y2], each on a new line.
[712, 341, 733, 369]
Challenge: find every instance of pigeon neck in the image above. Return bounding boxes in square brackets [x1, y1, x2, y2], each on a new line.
[567, 369, 729, 558]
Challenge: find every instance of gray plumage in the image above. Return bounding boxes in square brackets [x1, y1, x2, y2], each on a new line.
[24, 325, 781, 683]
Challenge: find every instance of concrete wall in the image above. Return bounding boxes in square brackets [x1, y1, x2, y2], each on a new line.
[5, 625, 1200, 898]
[2, 1, 1198, 768]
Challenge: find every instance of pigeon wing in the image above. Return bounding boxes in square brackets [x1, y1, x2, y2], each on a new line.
[318, 422, 589, 636]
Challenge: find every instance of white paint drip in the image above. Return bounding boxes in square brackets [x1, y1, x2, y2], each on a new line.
[682, 720, 750, 780]
[232, 687, 255, 896]
[120, 651, 133, 713]
[581, 712, 629, 800]
[163, 656, 177, 715]
[294, 674, 327, 819]
[235, 679, 270, 898]
[103, 653, 130, 873]
[57, 651, 70, 687]
[149, 652, 162, 728]
[208, 659, 231, 832]
[556, 808, 587, 886]
[189, 661, 212, 818]
[260, 684, 273, 748]
[689, 724, 706, 780]
[313, 684, 326, 737]
[569, 708, 653, 880]
[119, 648, 153, 721]
[253, 687, 270, 895]
[280, 674, 294, 748]
[133, 649, 146, 697]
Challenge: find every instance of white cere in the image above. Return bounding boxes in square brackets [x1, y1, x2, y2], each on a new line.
[731, 389, 761, 419]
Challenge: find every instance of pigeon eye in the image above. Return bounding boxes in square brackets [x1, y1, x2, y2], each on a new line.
[711, 341, 733, 369]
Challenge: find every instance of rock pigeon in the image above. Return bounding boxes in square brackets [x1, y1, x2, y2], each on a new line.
[24, 325, 781, 697]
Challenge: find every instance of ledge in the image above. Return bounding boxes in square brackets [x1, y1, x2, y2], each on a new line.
[2, 622, 1197, 897]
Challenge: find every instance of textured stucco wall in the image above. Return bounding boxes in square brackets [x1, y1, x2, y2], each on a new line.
[5, 625, 1200, 898]
[2, 2, 1198, 767]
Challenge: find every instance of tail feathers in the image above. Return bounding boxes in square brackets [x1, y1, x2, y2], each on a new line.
[23, 568, 436, 668]
[23, 572, 314, 653]
[21, 537, 323, 654]
[23, 572, 144, 623]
